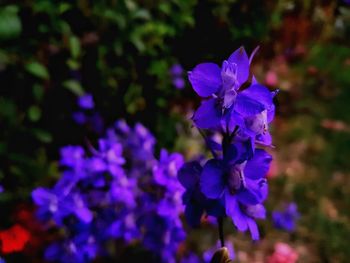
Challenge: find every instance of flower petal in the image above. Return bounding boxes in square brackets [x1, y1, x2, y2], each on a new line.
[245, 204, 266, 219]
[256, 132, 272, 147]
[235, 93, 265, 116]
[227, 47, 249, 85]
[244, 149, 272, 179]
[246, 217, 260, 240]
[200, 159, 225, 199]
[240, 84, 273, 109]
[178, 161, 202, 190]
[32, 188, 56, 206]
[75, 207, 93, 223]
[188, 63, 222, 97]
[193, 98, 222, 129]
[236, 178, 266, 205]
[267, 104, 275, 123]
[225, 191, 248, 231]
[221, 109, 243, 134]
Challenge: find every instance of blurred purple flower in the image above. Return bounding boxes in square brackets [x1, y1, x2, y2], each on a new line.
[60, 146, 85, 170]
[45, 234, 98, 263]
[173, 77, 185, 89]
[72, 111, 87, 125]
[170, 64, 185, 89]
[33, 120, 186, 262]
[78, 93, 94, 109]
[272, 203, 300, 232]
[170, 64, 184, 76]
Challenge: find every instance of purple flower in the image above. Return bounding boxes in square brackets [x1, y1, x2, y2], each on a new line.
[72, 111, 87, 124]
[173, 77, 185, 89]
[78, 93, 94, 109]
[200, 145, 271, 240]
[139, 213, 185, 263]
[178, 45, 277, 253]
[170, 64, 185, 89]
[170, 64, 184, 76]
[89, 112, 104, 134]
[32, 186, 93, 225]
[33, 120, 187, 262]
[60, 146, 85, 170]
[113, 120, 156, 164]
[45, 234, 98, 263]
[178, 161, 225, 227]
[272, 202, 300, 232]
[188, 47, 274, 139]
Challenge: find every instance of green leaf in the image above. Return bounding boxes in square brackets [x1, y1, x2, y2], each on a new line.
[124, 84, 144, 114]
[28, 105, 41, 122]
[69, 35, 81, 58]
[25, 62, 49, 79]
[148, 60, 168, 77]
[0, 5, 22, 40]
[33, 84, 44, 101]
[0, 98, 17, 122]
[63, 80, 84, 96]
[132, 9, 151, 20]
[67, 58, 80, 70]
[59, 3, 71, 14]
[33, 129, 52, 143]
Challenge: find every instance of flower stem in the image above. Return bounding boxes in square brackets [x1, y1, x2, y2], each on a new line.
[217, 217, 225, 247]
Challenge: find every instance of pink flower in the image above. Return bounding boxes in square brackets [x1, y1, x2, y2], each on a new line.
[265, 70, 278, 86]
[267, 242, 299, 263]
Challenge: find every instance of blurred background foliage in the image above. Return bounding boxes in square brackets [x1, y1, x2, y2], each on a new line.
[0, 0, 350, 262]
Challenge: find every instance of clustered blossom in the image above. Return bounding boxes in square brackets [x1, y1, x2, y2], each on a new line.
[32, 120, 186, 263]
[272, 203, 300, 232]
[179, 47, 277, 241]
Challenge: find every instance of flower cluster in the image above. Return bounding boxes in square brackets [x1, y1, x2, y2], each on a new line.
[32, 120, 186, 262]
[179, 47, 277, 241]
